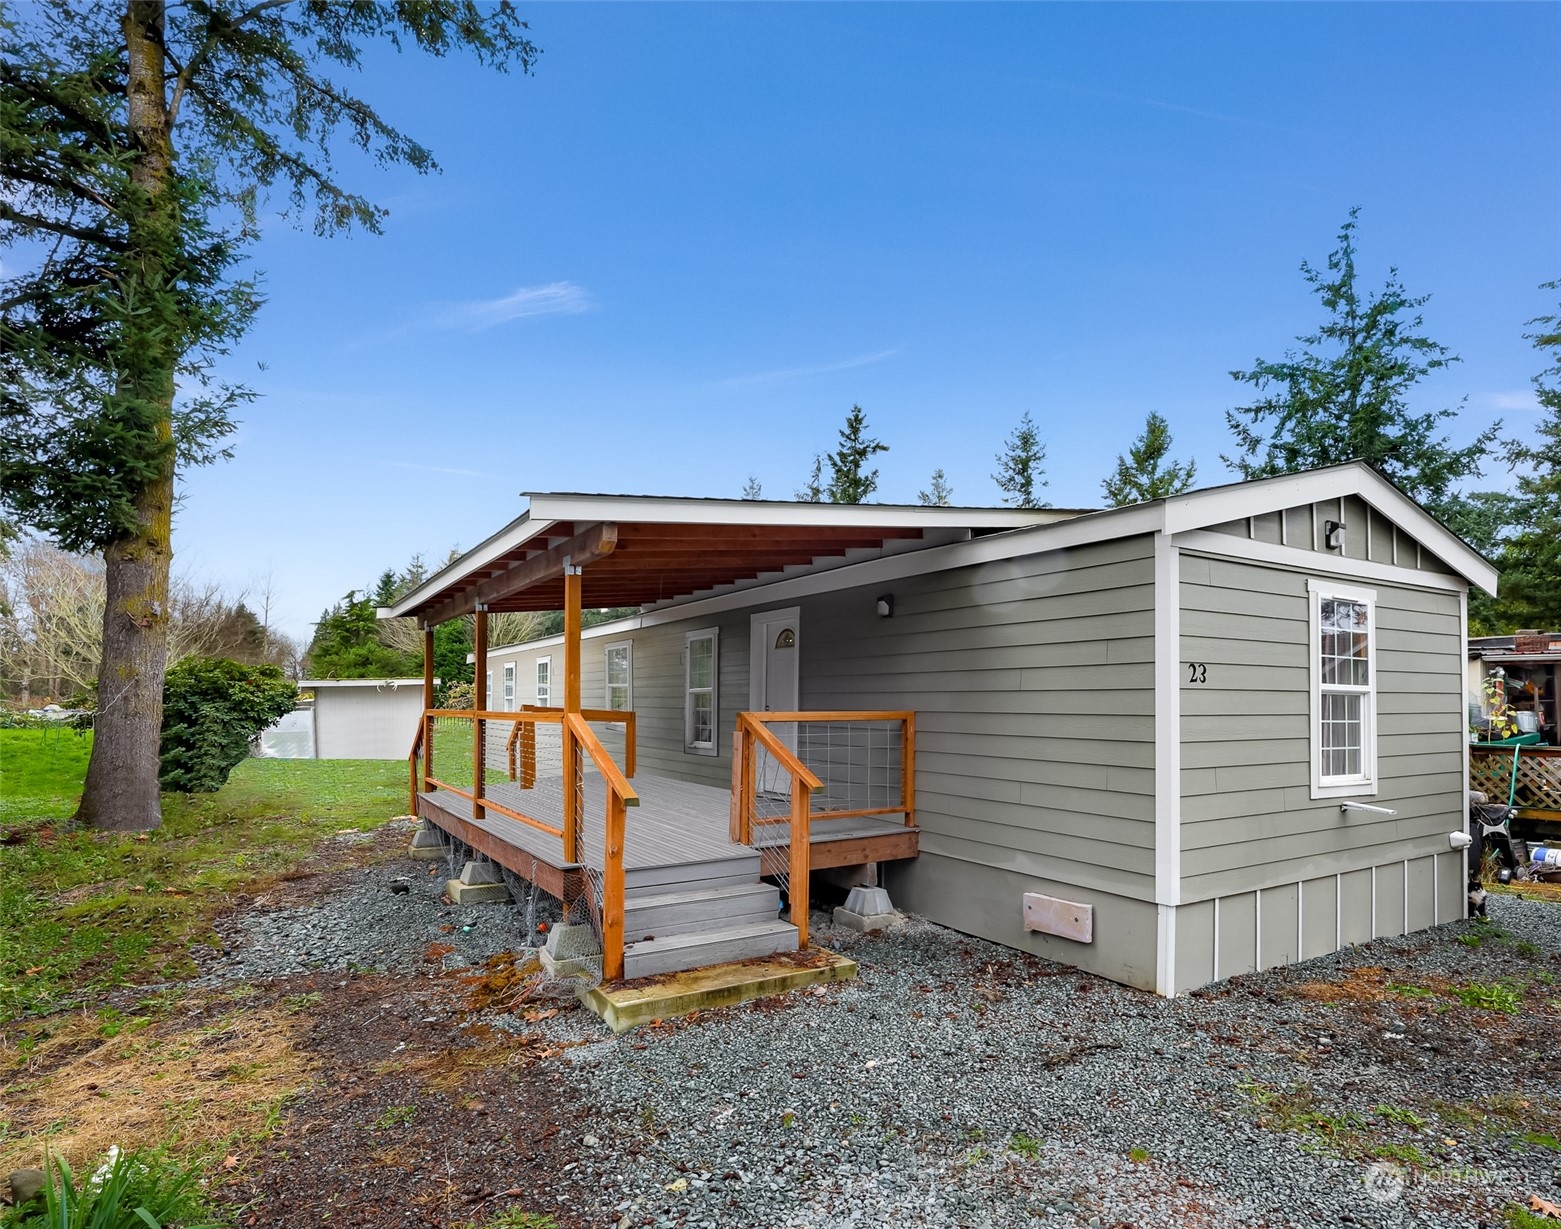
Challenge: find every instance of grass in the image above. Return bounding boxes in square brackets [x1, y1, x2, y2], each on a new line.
[1007, 1131, 1041, 1158]
[1455, 982, 1524, 1014]
[0, 739, 407, 1021]
[0, 728, 95, 823]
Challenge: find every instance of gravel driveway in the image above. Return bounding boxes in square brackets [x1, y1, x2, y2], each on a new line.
[207, 846, 1561, 1229]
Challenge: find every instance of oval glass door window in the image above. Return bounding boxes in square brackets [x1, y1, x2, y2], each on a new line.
[774, 628, 796, 649]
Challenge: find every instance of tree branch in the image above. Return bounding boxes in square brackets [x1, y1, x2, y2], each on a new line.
[0, 202, 126, 251]
[168, 0, 292, 125]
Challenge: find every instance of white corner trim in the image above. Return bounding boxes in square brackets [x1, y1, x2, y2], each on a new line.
[1459, 587, 1471, 922]
[1170, 530, 1467, 593]
[1154, 534, 1181, 909]
[1156, 903, 1177, 998]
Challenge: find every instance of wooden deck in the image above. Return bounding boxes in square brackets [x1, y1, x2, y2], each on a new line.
[416, 771, 917, 897]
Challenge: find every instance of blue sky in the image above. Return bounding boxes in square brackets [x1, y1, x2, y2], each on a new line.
[174, 3, 1560, 645]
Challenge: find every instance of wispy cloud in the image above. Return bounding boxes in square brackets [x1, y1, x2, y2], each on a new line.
[1482, 389, 1541, 412]
[431, 281, 593, 332]
[385, 460, 501, 479]
[717, 348, 899, 387]
[1044, 79, 1314, 136]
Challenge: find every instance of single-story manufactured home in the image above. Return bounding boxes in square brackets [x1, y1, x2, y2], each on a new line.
[381, 461, 1496, 996]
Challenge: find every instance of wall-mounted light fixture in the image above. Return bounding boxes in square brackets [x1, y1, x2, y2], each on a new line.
[1324, 519, 1347, 552]
[876, 594, 894, 618]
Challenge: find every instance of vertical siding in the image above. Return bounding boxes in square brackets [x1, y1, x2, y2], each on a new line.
[1207, 499, 1457, 576]
[1179, 554, 1465, 899]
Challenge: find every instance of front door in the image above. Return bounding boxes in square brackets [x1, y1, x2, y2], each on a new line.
[750, 608, 800, 795]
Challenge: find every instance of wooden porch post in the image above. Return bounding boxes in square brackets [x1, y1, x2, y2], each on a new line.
[790, 781, 811, 948]
[604, 790, 626, 980]
[422, 624, 435, 787]
[472, 608, 488, 819]
[562, 566, 583, 862]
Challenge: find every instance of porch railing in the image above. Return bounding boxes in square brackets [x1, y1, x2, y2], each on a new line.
[731, 710, 916, 947]
[1471, 744, 1561, 821]
[409, 707, 639, 979]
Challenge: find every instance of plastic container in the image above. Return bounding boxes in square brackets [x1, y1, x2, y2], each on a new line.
[1532, 845, 1561, 867]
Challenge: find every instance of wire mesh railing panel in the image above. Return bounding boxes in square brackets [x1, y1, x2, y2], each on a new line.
[750, 719, 906, 822]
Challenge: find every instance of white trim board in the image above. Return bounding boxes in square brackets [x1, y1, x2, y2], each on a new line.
[1170, 530, 1469, 593]
[526, 492, 1069, 531]
[1153, 534, 1182, 909]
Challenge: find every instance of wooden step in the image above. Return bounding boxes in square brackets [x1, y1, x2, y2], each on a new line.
[622, 919, 800, 980]
[624, 882, 781, 939]
[623, 853, 761, 893]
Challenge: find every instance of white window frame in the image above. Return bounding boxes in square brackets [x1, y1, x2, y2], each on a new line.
[502, 662, 516, 711]
[484, 670, 492, 709]
[1308, 578, 1378, 799]
[535, 656, 552, 709]
[684, 627, 719, 756]
[604, 640, 633, 718]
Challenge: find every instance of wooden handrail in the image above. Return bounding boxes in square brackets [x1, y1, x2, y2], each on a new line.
[564, 713, 640, 807]
[738, 714, 824, 790]
[746, 709, 914, 723]
[407, 719, 426, 815]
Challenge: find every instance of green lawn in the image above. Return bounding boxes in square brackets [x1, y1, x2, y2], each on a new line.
[0, 727, 96, 823]
[0, 733, 408, 1021]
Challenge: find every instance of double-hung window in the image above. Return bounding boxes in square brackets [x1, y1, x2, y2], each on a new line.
[1309, 579, 1377, 797]
[502, 662, 516, 711]
[605, 641, 633, 717]
[535, 657, 552, 708]
[685, 628, 718, 755]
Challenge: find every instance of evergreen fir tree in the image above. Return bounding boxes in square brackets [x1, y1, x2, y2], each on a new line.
[1102, 413, 1198, 506]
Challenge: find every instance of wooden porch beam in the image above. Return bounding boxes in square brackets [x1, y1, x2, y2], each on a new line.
[422, 523, 620, 625]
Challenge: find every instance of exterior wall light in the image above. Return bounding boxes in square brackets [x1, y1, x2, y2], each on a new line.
[876, 595, 894, 618]
[1324, 520, 1347, 551]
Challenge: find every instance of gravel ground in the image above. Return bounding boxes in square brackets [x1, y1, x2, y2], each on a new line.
[202, 841, 1561, 1229]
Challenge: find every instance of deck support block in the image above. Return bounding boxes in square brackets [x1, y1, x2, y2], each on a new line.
[832, 884, 900, 933]
[445, 859, 511, 905]
[408, 823, 449, 861]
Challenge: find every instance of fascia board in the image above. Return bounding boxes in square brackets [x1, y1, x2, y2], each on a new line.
[525, 493, 1068, 531]
[381, 515, 558, 620]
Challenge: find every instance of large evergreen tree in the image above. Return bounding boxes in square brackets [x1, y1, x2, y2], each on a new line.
[824, 405, 889, 504]
[1223, 209, 1497, 512]
[1494, 286, 1561, 629]
[1102, 412, 1197, 506]
[0, 2, 536, 829]
[992, 411, 1048, 509]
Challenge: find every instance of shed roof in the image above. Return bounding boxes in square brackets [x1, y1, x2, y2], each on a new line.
[380, 463, 1499, 628]
[381, 495, 1078, 625]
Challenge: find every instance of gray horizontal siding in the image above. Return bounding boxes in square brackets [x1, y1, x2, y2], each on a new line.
[1179, 553, 1465, 901]
[799, 535, 1159, 901]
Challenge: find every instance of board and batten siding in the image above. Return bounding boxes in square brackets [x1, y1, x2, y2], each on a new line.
[1174, 547, 1466, 993]
[794, 535, 1161, 989]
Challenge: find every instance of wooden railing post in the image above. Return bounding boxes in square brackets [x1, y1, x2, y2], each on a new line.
[901, 713, 916, 827]
[562, 719, 580, 863]
[624, 710, 637, 780]
[741, 717, 757, 845]
[790, 780, 811, 948]
[521, 720, 536, 789]
[472, 611, 488, 819]
[729, 725, 745, 843]
[604, 790, 626, 980]
[422, 712, 433, 792]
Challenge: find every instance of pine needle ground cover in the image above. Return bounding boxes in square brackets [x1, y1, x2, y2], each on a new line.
[0, 747, 407, 1020]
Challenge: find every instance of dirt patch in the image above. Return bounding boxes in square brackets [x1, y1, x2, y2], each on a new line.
[218, 972, 593, 1229]
[0, 994, 316, 1173]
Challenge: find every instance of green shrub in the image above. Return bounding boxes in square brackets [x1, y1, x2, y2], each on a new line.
[159, 658, 296, 794]
[2, 1148, 224, 1229]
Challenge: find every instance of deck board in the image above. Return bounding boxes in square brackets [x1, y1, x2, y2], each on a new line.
[419, 771, 917, 891]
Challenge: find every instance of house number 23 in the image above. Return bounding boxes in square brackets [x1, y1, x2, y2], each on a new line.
[1186, 662, 1208, 684]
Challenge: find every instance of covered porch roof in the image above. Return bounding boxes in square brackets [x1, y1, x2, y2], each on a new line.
[381, 493, 1075, 626]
